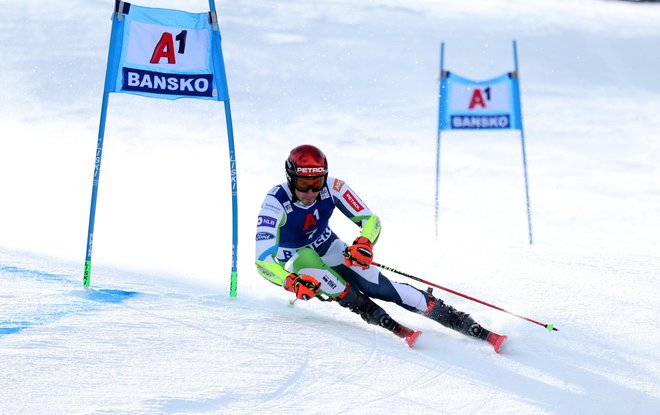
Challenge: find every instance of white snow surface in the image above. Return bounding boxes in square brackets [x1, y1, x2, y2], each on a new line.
[2, 0, 660, 413]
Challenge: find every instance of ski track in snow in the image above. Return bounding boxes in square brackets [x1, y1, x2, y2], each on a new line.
[1, 251, 659, 414]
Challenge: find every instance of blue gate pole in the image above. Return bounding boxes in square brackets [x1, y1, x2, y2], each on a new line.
[434, 42, 445, 240]
[225, 101, 238, 297]
[210, 0, 238, 297]
[83, 4, 125, 287]
[83, 91, 110, 287]
[513, 40, 533, 245]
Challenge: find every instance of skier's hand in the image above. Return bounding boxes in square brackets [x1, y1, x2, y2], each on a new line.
[344, 236, 374, 269]
[284, 273, 320, 300]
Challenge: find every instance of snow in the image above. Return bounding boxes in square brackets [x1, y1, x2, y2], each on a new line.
[1, 0, 660, 413]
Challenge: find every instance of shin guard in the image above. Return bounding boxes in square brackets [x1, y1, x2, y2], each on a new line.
[335, 284, 421, 347]
[423, 294, 490, 340]
[336, 284, 397, 330]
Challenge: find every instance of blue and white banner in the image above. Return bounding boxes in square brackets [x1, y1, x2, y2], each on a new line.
[439, 72, 522, 131]
[105, 1, 229, 101]
[85, 1, 238, 290]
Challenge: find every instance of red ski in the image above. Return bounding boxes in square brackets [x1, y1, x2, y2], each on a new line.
[403, 330, 422, 348]
[486, 332, 508, 353]
[393, 324, 422, 348]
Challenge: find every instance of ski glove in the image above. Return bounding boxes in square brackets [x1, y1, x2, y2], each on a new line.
[284, 273, 321, 300]
[344, 236, 374, 269]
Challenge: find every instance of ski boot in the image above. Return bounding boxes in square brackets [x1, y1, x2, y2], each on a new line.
[422, 292, 507, 353]
[336, 283, 422, 348]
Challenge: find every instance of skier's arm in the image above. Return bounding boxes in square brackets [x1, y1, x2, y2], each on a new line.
[328, 177, 381, 243]
[327, 177, 382, 268]
[255, 259, 290, 285]
[255, 194, 290, 286]
[254, 191, 321, 300]
[359, 214, 381, 244]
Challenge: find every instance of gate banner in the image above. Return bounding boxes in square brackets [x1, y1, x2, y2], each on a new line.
[439, 71, 522, 131]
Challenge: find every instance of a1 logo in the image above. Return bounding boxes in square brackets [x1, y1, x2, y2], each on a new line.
[150, 30, 188, 64]
[468, 87, 492, 109]
[303, 209, 320, 231]
[125, 21, 208, 71]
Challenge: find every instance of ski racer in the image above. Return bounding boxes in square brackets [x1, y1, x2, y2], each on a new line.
[255, 144, 506, 352]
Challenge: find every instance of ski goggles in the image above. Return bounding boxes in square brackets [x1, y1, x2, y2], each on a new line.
[293, 175, 326, 192]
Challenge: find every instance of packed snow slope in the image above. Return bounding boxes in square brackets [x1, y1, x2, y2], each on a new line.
[1, 0, 659, 413]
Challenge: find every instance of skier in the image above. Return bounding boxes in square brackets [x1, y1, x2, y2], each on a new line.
[255, 144, 506, 352]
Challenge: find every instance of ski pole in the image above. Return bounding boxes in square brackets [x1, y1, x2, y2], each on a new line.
[372, 261, 557, 332]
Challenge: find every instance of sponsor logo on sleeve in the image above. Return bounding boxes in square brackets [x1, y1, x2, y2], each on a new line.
[333, 179, 345, 192]
[256, 232, 275, 241]
[261, 202, 282, 214]
[257, 215, 277, 228]
[342, 190, 364, 212]
[256, 263, 277, 279]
